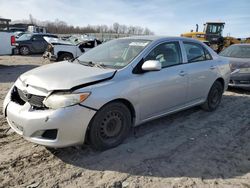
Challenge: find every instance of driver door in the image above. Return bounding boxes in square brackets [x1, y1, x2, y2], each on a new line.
[137, 41, 188, 120]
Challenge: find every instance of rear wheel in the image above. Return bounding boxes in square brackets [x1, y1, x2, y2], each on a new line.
[201, 81, 223, 111]
[19, 46, 30, 55]
[57, 53, 73, 61]
[88, 102, 132, 150]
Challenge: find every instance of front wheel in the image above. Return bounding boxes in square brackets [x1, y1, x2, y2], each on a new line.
[88, 102, 132, 150]
[201, 81, 223, 111]
[57, 53, 73, 61]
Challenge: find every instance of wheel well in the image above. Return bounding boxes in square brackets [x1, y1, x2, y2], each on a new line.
[84, 98, 136, 144]
[20, 45, 29, 48]
[215, 77, 225, 90]
[109, 99, 136, 123]
[19, 45, 29, 50]
[57, 51, 73, 57]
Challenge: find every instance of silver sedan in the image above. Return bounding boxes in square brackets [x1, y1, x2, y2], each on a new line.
[3, 36, 230, 150]
[220, 44, 250, 90]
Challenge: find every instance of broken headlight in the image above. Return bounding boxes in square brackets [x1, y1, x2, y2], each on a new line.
[43, 92, 90, 109]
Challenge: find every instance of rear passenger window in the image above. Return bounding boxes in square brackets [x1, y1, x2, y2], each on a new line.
[145, 42, 182, 68]
[184, 42, 212, 63]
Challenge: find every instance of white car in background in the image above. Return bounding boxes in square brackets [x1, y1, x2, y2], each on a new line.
[43, 35, 101, 61]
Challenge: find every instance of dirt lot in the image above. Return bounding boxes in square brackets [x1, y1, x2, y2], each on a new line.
[0, 55, 250, 188]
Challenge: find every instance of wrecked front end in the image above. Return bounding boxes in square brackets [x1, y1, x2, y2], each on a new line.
[43, 43, 57, 61]
[43, 36, 75, 61]
[3, 79, 96, 147]
[3, 62, 116, 147]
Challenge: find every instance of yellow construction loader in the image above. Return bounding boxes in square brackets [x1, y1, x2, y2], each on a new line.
[181, 22, 250, 52]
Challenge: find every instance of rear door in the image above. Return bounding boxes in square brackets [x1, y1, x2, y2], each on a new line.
[31, 35, 47, 53]
[181, 41, 218, 103]
[137, 41, 189, 120]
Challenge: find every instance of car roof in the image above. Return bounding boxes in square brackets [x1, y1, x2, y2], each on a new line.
[119, 35, 198, 42]
[32, 33, 57, 36]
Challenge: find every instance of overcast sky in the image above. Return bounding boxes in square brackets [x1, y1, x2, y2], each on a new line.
[0, 0, 249, 37]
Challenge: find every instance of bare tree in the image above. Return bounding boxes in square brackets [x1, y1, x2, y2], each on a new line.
[12, 16, 154, 35]
[113, 22, 120, 33]
[29, 14, 36, 25]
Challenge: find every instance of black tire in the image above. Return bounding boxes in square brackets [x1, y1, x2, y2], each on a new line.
[57, 53, 73, 61]
[88, 102, 132, 150]
[201, 81, 223, 111]
[19, 46, 30, 55]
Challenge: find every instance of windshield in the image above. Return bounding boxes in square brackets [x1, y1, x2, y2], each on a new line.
[220, 45, 250, 58]
[17, 33, 32, 41]
[67, 36, 81, 45]
[205, 24, 224, 35]
[77, 39, 151, 69]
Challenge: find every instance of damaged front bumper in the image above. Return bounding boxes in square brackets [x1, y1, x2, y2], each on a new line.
[43, 51, 57, 61]
[3, 86, 96, 148]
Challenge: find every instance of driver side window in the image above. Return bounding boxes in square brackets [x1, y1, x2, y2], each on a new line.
[145, 42, 182, 68]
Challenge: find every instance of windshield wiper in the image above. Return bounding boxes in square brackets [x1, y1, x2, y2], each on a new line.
[71, 56, 79, 63]
[74, 59, 108, 69]
[93, 63, 107, 69]
[74, 59, 95, 67]
[82, 61, 95, 67]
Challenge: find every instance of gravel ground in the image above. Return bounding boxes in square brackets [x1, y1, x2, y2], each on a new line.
[0, 55, 250, 188]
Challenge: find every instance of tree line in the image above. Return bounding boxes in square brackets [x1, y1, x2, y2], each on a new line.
[13, 14, 154, 35]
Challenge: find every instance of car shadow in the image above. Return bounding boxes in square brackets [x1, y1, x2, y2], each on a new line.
[228, 87, 250, 94]
[49, 94, 250, 180]
[0, 64, 38, 83]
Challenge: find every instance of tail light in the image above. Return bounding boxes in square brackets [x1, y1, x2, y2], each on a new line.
[11, 35, 16, 46]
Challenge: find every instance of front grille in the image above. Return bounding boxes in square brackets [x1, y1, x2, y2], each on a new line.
[230, 80, 250, 85]
[42, 129, 58, 140]
[239, 80, 250, 84]
[11, 86, 46, 108]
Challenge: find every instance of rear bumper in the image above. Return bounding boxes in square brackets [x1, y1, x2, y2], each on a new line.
[5, 100, 96, 148]
[12, 47, 19, 55]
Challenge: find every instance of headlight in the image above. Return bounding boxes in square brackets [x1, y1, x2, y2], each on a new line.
[43, 92, 90, 109]
[239, 68, 250, 73]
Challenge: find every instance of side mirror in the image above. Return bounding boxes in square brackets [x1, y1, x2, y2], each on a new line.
[142, 60, 162, 71]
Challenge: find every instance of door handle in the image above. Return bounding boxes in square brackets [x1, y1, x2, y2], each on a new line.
[210, 65, 216, 70]
[179, 71, 187, 76]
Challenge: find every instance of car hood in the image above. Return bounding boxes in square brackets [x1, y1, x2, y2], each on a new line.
[19, 61, 116, 91]
[43, 36, 75, 46]
[223, 57, 250, 70]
